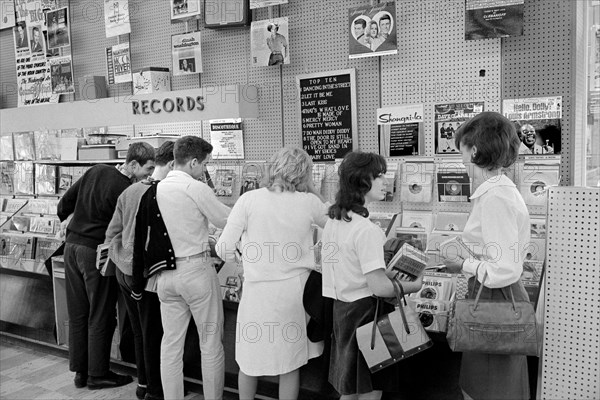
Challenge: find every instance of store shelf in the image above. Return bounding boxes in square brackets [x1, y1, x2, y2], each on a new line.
[1, 230, 62, 241]
[33, 159, 122, 166]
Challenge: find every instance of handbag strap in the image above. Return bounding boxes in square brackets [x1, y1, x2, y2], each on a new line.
[370, 298, 381, 350]
[392, 279, 410, 334]
[473, 269, 517, 312]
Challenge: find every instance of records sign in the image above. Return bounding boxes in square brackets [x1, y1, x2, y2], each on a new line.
[297, 69, 357, 162]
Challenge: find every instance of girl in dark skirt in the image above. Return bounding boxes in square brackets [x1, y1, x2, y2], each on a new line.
[321, 152, 423, 400]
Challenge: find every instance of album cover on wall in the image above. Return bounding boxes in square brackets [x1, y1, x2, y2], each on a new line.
[465, 0, 524, 40]
[240, 162, 264, 195]
[46, 7, 70, 49]
[104, 0, 131, 38]
[171, 0, 201, 20]
[0, 162, 15, 195]
[503, 96, 562, 155]
[348, 1, 397, 59]
[399, 171, 432, 203]
[437, 171, 471, 202]
[250, 17, 290, 66]
[214, 168, 236, 197]
[172, 31, 202, 76]
[434, 102, 484, 154]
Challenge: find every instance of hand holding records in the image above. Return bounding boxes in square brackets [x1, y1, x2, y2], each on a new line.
[386, 242, 429, 282]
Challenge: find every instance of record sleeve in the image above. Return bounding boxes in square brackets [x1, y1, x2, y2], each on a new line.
[240, 162, 264, 195]
[35, 164, 57, 195]
[529, 217, 547, 238]
[437, 172, 471, 202]
[399, 172, 432, 203]
[0, 135, 14, 161]
[13, 132, 35, 161]
[34, 130, 61, 160]
[35, 238, 62, 262]
[413, 274, 454, 302]
[433, 212, 469, 232]
[407, 298, 449, 332]
[29, 216, 56, 234]
[400, 210, 434, 232]
[386, 242, 429, 281]
[395, 227, 428, 253]
[369, 212, 400, 238]
[27, 199, 49, 215]
[214, 168, 236, 197]
[0, 162, 15, 195]
[380, 161, 398, 202]
[519, 168, 559, 206]
[13, 161, 34, 195]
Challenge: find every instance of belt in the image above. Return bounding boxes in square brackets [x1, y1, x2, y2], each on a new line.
[175, 251, 210, 261]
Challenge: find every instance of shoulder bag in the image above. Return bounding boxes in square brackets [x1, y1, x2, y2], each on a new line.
[446, 269, 541, 356]
[356, 280, 433, 373]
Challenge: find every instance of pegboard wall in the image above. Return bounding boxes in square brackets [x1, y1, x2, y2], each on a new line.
[502, 0, 574, 186]
[0, 0, 578, 165]
[543, 187, 600, 400]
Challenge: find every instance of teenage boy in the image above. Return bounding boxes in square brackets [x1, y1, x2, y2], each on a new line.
[105, 141, 175, 400]
[134, 136, 230, 400]
[57, 142, 155, 390]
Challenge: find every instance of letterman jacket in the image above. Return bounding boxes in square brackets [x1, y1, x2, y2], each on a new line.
[132, 180, 176, 296]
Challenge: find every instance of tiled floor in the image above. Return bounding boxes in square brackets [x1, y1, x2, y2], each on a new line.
[0, 341, 209, 400]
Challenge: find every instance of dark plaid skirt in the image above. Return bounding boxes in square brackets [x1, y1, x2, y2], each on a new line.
[329, 296, 400, 395]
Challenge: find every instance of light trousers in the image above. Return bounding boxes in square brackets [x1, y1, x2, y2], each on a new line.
[157, 258, 224, 400]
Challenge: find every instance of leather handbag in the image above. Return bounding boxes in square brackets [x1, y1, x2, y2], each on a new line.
[446, 270, 540, 356]
[356, 280, 433, 373]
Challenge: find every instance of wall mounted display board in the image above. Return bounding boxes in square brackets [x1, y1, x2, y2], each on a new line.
[0, 85, 259, 133]
[297, 69, 357, 162]
[204, 0, 251, 28]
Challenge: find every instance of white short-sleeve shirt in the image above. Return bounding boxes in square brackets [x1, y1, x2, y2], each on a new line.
[321, 212, 387, 302]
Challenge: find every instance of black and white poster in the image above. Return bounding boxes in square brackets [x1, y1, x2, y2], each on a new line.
[46, 7, 70, 49]
[251, 17, 289, 67]
[170, 0, 201, 20]
[465, 0, 524, 40]
[172, 31, 202, 75]
[50, 55, 74, 94]
[348, 1, 397, 59]
[104, 0, 131, 38]
[106, 43, 132, 84]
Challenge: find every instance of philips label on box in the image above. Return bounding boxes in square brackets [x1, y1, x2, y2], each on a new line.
[132, 67, 171, 95]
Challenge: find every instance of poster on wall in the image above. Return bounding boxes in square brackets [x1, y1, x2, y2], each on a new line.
[250, 0, 287, 9]
[434, 102, 484, 154]
[0, 0, 16, 30]
[250, 17, 289, 67]
[170, 0, 201, 20]
[106, 42, 132, 84]
[297, 69, 358, 162]
[171, 31, 202, 75]
[46, 7, 70, 49]
[13, 21, 30, 56]
[50, 55, 74, 94]
[209, 119, 245, 160]
[503, 96, 562, 155]
[377, 104, 424, 157]
[348, 1, 397, 59]
[104, 0, 131, 38]
[465, 0, 524, 40]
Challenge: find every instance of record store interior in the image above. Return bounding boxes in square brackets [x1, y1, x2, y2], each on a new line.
[0, 1, 599, 400]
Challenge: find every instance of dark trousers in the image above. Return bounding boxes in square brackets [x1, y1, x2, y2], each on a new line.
[116, 268, 164, 398]
[64, 242, 117, 376]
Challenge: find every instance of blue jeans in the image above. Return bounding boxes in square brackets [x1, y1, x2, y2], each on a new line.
[157, 258, 224, 400]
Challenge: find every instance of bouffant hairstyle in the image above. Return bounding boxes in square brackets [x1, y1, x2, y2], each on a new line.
[328, 152, 387, 221]
[265, 147, 312, 192]
[454, 111, 520, 170]
[155, 141, 175, 166]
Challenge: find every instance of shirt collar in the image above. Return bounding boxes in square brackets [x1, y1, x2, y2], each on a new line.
[470, 174, 515, 200]
[167, 169, 194, 180]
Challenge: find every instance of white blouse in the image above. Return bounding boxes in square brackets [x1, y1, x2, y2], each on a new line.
[461, 174, 531, 288]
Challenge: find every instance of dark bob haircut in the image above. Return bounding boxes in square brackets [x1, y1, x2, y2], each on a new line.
[328, 152, 386, 221]
[454, 111, 520, 170]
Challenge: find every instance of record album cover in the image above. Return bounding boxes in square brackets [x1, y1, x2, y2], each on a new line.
[433, 212, 470, 232]
[13, 132, 35, 161]
[519, 167, 559, 206]
[437, 172, 471, 202]
[401, 210, 434, 232]
[0, 135, 14, 161]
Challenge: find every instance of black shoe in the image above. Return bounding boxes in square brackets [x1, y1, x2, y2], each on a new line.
[87, 371, 133, 390]
[74, 372, 87, 388]
[136, 385, 147, 400]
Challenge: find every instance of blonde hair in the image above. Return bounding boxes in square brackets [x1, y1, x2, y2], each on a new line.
[265, 147, 312, 192]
